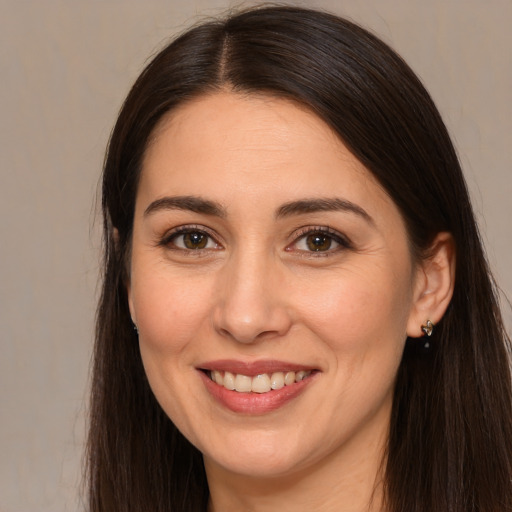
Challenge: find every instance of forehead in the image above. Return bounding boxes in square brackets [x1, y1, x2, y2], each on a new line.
[145, 93, 363, 180]
[138, 91, 398, 225]
[145, 92, 351, 168]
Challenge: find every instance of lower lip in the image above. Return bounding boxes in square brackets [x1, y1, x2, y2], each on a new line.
[199, 371, 317, 414]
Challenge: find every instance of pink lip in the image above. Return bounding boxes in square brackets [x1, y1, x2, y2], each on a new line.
[197, 360, 319, 414]
[198, 359, 316, 376]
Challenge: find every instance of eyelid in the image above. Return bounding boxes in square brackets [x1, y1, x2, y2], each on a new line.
[157, 224, 351, 254]
[286, 225, 352, 253]
[158, 224, 223, 250]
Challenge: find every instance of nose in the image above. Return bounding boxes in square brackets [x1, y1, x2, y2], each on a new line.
[213, 253, 292, 344]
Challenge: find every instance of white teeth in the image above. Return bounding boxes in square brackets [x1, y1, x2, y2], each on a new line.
[234, 374, 252, 392]
[295, 370, 307, 382]
[223, 371, 235, 390]
[251, 374, 271, 393]
[213, 370, 223, 386]
[284, 371, 296, 386]
[270, 372, 285, 390]
[208, 370, 313, 393]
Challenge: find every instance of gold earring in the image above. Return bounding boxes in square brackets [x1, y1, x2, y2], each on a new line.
[420, 320, 434, 351]
[421, 319, 434, 337]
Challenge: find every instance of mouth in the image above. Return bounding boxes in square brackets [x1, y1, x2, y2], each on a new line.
[197, 360, 319, 414]
[204, 369, 314, 394]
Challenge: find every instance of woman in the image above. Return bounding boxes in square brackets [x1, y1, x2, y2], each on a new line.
[87, 6, 512, 511]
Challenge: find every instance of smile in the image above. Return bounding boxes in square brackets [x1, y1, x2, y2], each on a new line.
[198, 361, 319, 413]
[207, 370, 313, 394]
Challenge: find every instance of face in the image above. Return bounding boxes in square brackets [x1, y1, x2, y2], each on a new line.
[128, 92, 421, 481]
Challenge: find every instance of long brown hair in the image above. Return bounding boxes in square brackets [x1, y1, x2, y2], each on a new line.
[87, 6, 512, 511]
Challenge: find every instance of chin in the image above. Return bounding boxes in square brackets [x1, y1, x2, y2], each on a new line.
[199, 428, 324, 479]
[205, 451, 306, 480]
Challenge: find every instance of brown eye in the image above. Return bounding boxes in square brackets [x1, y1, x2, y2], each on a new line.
[166, 229, 219, 251]
[183, 232, 208, 249]
[290, 228, 350, 254]
[306, 233, 332, 251]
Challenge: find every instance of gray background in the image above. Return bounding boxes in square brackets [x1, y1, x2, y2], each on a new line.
[1, 1, 510, 510]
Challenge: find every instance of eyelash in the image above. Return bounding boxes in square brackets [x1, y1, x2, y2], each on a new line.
[158, 225, 352, 255]
[159, 225, 222, 254]
[287, 226, 352, 256]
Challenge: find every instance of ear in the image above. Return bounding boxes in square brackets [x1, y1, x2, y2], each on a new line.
[127, 280, 136, 326]
[406, 232, 456, 337]
[115, 227, 137, 325]
[126, 266, 138, 327]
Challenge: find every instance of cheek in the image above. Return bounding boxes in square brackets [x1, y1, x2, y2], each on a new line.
[132, 266, 215, 356]
[132, 268, 215, 435]
[297, 267, 411, 419]
[295, 263, 413, 357]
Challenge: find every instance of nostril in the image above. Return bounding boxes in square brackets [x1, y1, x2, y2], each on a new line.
[212, 274, 293, 343]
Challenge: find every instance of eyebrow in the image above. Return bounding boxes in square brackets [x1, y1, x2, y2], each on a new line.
[276, 198, 374, 225]
[144, 195, 226, 218]
[143, 195, 374, 225]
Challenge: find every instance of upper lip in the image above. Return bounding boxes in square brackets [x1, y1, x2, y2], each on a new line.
[198, 359, 317, 376]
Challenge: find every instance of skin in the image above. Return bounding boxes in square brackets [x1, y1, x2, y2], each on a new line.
[127, 92, 454, 512]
